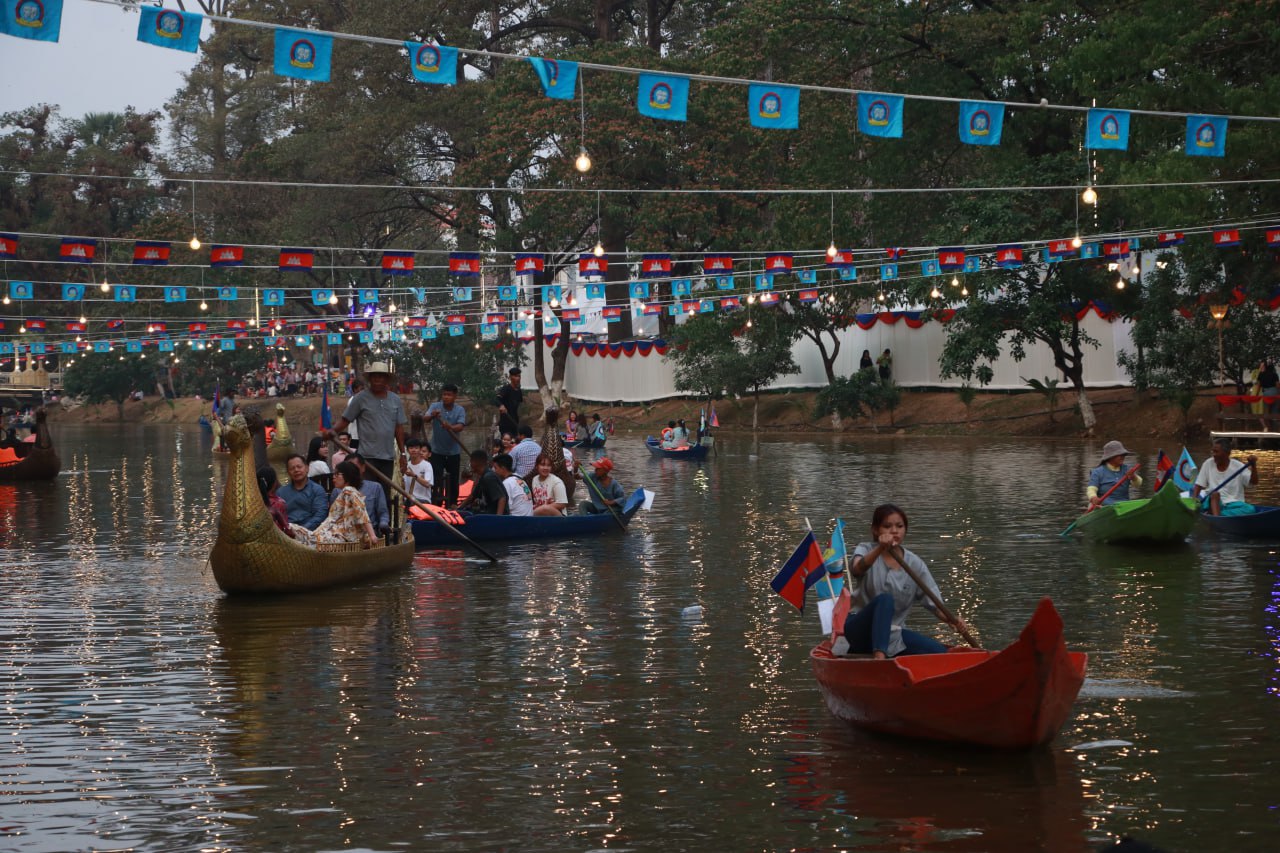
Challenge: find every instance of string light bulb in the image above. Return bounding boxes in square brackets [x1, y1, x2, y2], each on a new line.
[575, 148, 592, 173]
[961, 286, 969, 296]
[329, 293, 339, 305]
[827, 241, 838, 259]
[199, 300, 208, 310]
[79, 314, 86, 324]
[592, 241, 604, 257]
[100, 279, 110, 293]
[930, 286, 941, 299]
[1082, 186, 1097, 205]
[1071, 235, 1083, 249]
[1, 295, 8, 305]
[189, 235, 201, 251]
[1115, 278, 1126, 290]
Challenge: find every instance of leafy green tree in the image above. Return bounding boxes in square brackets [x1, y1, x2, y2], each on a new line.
[814, 371, 898, 430]
[62, 354, 157, 419]
[385, 334, 523, 423]
[665, 307, 799, 429]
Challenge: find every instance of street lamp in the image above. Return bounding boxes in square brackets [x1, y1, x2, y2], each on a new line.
[1209, 303, 1230, 389]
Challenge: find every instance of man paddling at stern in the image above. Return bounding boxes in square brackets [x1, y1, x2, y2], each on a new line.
[1192, 437, 1258, 516]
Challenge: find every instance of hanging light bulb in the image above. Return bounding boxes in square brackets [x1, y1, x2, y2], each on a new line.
[1082, 186, 1097, 205]
[1071, 235, 1083, 249]
[79, 315, 86, 324]
[199, 300, 208, 311]
[930, 286, 941, 299]
[745, 319, 753, 328]
[747, 294, 756, 304]
[329, 293, 339, 305]
[189, 235, 201, 251]
[100, 279, 110, 292]
[1115, 278, 1126, 290]
[18, 324, 25, 333]
[592, 241, 604, 257]
[827, 241, 838, 259]
[550, 297, 560, 308]
[575, 148, 592, 173]
[877, 292, 886, 302]
[950, 276, 959, 287]
[387, 302, 397, 313]
[1, 296, 8, 305]
[961, 286, 969, 296]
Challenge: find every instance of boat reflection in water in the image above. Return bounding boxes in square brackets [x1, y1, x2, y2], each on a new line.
[780, 726, 1091, 851]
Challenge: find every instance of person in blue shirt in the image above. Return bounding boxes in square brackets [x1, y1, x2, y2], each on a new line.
[424, 383, 467, 507]
[279, 453, 329, 530]
[1087, 440, 1143, 508]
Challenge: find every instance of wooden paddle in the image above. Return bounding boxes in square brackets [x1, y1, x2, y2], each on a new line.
[581, 470, 628, 532]
[887, 544, 981, 649]
[1197, 457, 1256, 513]
[329, 436, 498, 564]
[1060, 463, 1141, 536]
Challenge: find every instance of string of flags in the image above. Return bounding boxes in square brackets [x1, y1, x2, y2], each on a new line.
[1, 0, 1259, 158]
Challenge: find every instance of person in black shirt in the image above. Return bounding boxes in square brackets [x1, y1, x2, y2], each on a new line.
[459, 450, 506, 515]
[495, 367, 523, 437]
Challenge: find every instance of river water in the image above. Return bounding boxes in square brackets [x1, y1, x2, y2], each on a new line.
[1, 424, 1278, 851]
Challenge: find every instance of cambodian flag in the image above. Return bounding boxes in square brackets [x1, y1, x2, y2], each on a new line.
[938, 248, 966, 270]
[703, 254, 733, 272]
[996, 245, 1023, 268]
[641, 254, 671, 276]
[579, 254, 607, 278]
[449, 252, 481, 275]
[60, 238, 95, 262]
[279, 248, 314, 270]
[1213, 229, 1240, 248]
[1157, 231, 1185, 247]
[770, 531, 827, 613]
[0, 233, 17, 258]
[320, 383, 332, 430]
[209, 244, 243, 267]
[132, 240, 171, 265]
[1047, 239, 1077, 257]
[765, 253, 792, 273]
[1155, 449, 1174, 490]
[515, 253, 543, 274]
[382, 251, 414, 275]
[709, 405, 720, 428]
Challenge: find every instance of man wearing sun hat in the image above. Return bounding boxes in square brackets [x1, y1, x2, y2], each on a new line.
[326, 361, 408, 528]
[580, 457, 626, 515]
[1087, 439, 1143, 508]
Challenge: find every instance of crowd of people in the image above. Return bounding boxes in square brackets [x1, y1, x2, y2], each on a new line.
[250, 361, 627, 550]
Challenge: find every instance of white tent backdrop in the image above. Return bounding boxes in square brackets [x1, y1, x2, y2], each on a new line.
[548, 312, 1135, 403]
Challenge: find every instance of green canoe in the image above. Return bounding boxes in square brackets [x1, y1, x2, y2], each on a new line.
[1068, 480, 1198, 544]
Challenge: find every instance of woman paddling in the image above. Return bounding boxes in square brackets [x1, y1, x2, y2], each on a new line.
[839, 504, 969, 659]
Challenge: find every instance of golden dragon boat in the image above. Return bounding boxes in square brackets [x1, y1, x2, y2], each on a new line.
[0, 408, 60, 481]
[209, 414, 414, 594]
[265, 402, 296, 463]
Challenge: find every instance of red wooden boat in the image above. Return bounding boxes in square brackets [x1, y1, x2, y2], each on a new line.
[810, 597, 1086, 749]
[0, 408, 60, 481]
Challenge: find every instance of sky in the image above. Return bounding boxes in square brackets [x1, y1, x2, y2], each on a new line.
[0, 2, 198, 120]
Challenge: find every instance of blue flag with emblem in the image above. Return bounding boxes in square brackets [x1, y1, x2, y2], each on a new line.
[1172, 448, 1198, 493]
[137, 7, 201, 53]
[638, 73, 689, 121]
[1086, 108, 1130, 150]
[407, 42, 457, 85]
[1, 0, 62, 42]
[274, 28, 333, 82]
[528, 57, 577, 100]
[747, 84, 799, 130]
[958, 101, 1003, 146]
[857, 93, 904, 138]
[1186, 115, 1227, 157]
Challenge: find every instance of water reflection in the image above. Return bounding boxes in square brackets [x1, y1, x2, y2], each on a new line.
[4, 427, 1280, 850]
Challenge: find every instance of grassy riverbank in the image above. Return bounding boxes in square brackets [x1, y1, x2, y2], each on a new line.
[44, 385, 1226, 442]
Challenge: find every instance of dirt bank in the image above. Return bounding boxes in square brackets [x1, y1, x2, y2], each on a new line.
[44, 385, 1224, 442]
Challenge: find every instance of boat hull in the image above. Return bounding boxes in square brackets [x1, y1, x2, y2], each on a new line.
[1200, 504, 1280, 538]
[210, 414, 413, 594]
[810, 597, 1087, 749]
[0, 409, 60, 482]
[411, 489, 644, 547]
[1069, 480, 1197, 544]
[644, 437, 710, 459]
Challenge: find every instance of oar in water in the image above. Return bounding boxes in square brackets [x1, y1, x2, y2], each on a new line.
[1196, 457, 1256, 513]
[581, 471, 628, 532]
[330, 436, 498, 564]
[1060, 464, 1141, 537]
[887, 544, 981, 649]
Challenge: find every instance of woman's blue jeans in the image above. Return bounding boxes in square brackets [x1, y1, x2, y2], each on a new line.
[843, 592, 947, 656]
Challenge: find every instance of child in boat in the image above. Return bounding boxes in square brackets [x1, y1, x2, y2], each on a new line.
[838, 503, 969, 659]
[529, 453, 568, 516]
[492, 452, 534, 516]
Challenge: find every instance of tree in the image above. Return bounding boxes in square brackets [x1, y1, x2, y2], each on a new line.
[665, 307, 799, 430]
[385, 334, 523, 419]
[62, 354, 156, 419]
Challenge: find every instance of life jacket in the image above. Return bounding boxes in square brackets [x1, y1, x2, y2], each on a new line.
[661, 427, 674, 441]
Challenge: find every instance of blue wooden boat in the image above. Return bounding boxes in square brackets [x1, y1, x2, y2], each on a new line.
[1200, 504, 1280, 538]
[645, 437, 710, 460]
[411, 488, 646, 547]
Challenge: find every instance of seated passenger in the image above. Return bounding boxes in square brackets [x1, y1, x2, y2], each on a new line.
[280, 453, 328, 530]
[492, 452, 534, 516]
[290, 460, 378, 547]
[530, 453, 568, 517]
[256, 465, 294, 537]
[459, 450, 506, 515]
